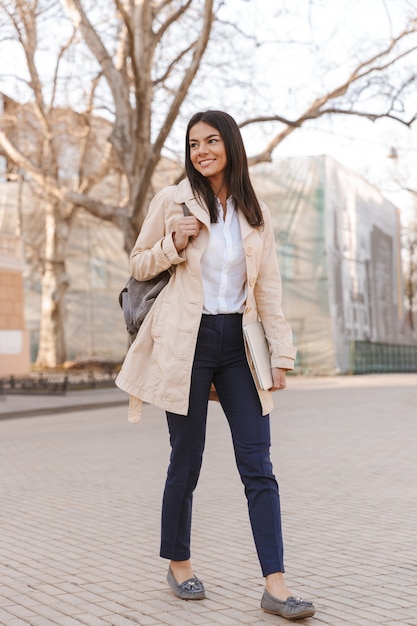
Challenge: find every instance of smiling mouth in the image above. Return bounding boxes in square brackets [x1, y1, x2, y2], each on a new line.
[199, 159, 215, 167]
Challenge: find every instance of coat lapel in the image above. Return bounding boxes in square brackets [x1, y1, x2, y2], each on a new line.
[238, 211, 254, 242]
[174, 179, 211, 230]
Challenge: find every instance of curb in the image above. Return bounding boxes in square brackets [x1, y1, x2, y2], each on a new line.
[0, 399, 128, 421]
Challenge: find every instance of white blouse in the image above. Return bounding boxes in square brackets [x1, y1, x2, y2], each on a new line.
[200, 196, 247, 315]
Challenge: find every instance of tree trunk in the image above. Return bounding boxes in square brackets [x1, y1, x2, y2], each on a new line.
[35, 201, 69, 368]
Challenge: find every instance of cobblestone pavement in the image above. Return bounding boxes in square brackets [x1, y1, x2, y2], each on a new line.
[0, 374, 416, 626]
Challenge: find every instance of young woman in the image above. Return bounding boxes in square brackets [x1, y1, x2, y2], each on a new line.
[116, 110, 315, 621]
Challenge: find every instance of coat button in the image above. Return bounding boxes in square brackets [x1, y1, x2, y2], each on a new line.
[160, 259, 169, 269]
[245, 246, 253, 256]
[249, 277, 256, 287]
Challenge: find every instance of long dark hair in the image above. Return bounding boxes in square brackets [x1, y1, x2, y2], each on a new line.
[185, 110, 263, 226]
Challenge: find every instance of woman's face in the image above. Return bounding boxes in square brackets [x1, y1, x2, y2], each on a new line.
[188, 121, 227, 189]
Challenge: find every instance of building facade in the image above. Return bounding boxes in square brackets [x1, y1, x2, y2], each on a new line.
[251, 155, 417, 373]
[0, 231, 30, 377]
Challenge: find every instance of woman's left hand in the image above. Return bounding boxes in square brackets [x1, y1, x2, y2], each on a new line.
[269, 367, 287, 391]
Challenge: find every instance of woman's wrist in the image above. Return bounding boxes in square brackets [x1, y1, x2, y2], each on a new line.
[172, 231, 184, 252]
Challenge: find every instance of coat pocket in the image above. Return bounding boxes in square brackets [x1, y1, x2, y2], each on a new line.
[150, 299, 169, 340]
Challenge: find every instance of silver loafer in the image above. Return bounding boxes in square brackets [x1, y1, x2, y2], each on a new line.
[167, 566, 206, 600]
[261, 589, 315, 620]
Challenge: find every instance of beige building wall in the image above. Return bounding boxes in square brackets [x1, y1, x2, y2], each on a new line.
[0, 234, 30, 377]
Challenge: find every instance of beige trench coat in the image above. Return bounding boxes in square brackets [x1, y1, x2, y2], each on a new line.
[115, 179, 296, 423]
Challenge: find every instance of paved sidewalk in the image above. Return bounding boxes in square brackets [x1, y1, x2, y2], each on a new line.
[0, 374, 416, 626]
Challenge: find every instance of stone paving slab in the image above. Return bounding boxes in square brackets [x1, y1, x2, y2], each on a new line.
[0, 373, 416, 625]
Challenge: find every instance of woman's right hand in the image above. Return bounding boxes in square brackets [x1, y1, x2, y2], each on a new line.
[172, 216, 202, 251]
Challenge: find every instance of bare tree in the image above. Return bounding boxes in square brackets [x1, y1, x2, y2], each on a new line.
[0, 0, 217, 365]
[1, 0, 417, 366]
[384, 148, 417, 330]
[402, 196, 417, 330]
[0, 0, 122, 366]
[244, 16, 417, 164]
[2, 2, 416, 241]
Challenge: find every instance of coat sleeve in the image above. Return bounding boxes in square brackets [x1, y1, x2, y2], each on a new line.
[254, 204, 297, 370]
[129, 187, 186, 280]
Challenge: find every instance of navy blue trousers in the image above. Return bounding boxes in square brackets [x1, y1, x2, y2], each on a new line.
[160, 313, 285, 576]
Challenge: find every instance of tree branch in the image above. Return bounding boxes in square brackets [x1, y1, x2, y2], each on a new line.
[153, 41, 195, 86]
[60, 0, 133, 169]
[49, 28, 77, 112]
[153, 0, 192, 46]
[131, 0, 214, 223]
[0, 128, 128, 229]
[245, 20, 417, 164]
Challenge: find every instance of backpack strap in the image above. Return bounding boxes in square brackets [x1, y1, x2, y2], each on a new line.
[182, 202, 191, 217]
